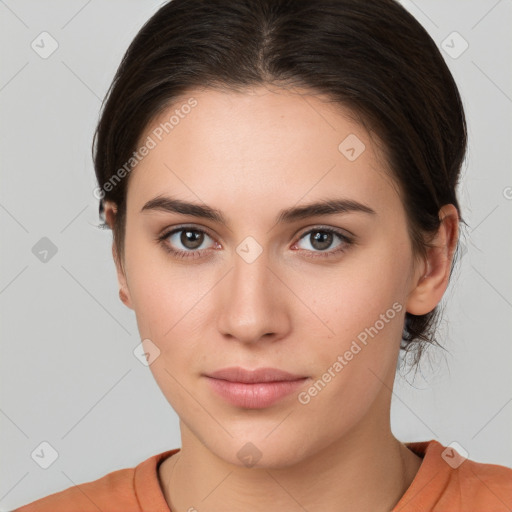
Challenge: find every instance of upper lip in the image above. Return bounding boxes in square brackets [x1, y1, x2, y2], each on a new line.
[205, 367, 307, 383]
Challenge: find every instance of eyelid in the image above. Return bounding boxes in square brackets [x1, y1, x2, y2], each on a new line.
[159, 223, 354, 244]
[159, 223, 217, 242]
[294, 223, 355, 240]
[158, 223, 355, 259]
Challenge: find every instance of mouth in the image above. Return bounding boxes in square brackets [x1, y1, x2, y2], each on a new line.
[203, 367, 309, 409]
[205, 366, 308, 383]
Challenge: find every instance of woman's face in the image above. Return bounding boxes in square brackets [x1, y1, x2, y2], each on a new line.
[112, 85, 426, 467]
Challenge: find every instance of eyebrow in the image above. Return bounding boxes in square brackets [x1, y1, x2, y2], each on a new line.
[140, 195, 376, 225]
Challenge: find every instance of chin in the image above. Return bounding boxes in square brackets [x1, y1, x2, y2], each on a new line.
[201, 432, 315, 470]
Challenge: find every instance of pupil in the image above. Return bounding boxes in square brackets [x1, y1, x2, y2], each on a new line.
[312, 231, 332, 251]
[181, 230, 203, 249]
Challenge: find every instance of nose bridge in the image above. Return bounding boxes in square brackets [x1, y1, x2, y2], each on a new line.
[232, 242, 269, 302]
[216, 237, 288, 342]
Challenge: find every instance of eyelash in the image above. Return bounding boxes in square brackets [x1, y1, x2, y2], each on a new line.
[157, 225, 354, 261]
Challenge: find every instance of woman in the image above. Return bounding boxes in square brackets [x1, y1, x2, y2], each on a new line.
[15, 0, 512, 511]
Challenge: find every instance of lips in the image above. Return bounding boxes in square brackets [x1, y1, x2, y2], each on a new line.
[204, 367, 309, 409]
[205, 366, 307, 383]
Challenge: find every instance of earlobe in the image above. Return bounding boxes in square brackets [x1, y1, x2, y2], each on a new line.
[112, 242, 133, 310]
[104, 201, 134, 311]
[406, 204, 459, 316]
[119, 287, 132, 309]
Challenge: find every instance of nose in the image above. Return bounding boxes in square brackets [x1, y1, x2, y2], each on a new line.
[216, 247, 291, 345]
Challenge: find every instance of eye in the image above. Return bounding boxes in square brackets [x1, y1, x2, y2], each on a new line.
[157, 225, 353, 261]
[293, 227, 353, 258]
[158, 226, 217, 260]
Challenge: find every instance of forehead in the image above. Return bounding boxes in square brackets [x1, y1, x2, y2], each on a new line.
[127, 85, 399, 217]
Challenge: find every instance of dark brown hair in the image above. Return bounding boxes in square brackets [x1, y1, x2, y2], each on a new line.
[92, 0, 467, 365]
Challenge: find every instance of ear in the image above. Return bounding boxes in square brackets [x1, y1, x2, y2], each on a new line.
[103, 201, 133, 310]
[406, 204, 459, 316]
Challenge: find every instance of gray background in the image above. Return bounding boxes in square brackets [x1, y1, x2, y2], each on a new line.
[1, 0, 511, 510]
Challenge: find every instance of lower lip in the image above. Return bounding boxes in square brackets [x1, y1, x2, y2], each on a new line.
[205, 376, 309, 409]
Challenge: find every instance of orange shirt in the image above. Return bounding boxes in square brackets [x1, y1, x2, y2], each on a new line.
[13, 440, 512, 511]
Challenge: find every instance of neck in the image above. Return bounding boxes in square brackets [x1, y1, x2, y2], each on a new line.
[158, 412, 423, 512]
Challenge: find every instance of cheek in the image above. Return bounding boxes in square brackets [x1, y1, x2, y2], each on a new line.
[125, 254, 212, 409]
[130, 265, 212, 341]
[124, 226, 198, 330]
[292, 243, 409, 402]
[124, 241, 218, 381]
[297, 243, 409, 340]
[295, 274, 405, 427]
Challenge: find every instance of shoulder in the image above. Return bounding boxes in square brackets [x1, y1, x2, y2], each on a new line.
[12, 467, 137, 512]
[393, 440, 512, 512]
[397, 440, 512, 511]
[456, 449, 512, 507]
[12, 449, 178, 512]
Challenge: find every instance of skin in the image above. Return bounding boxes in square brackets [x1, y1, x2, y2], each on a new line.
[104, 85, 458, 512]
